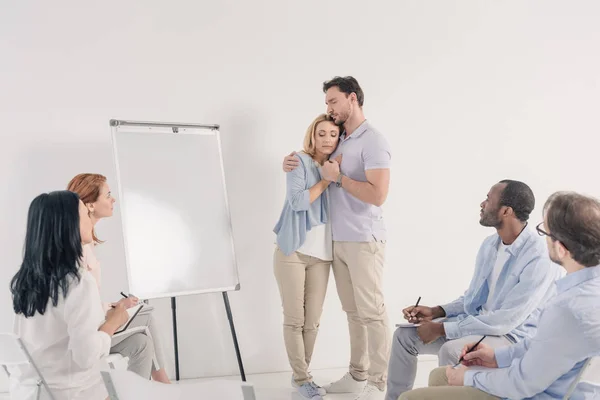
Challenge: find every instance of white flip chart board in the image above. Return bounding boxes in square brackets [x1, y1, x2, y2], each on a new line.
[110, 120, 240, 299]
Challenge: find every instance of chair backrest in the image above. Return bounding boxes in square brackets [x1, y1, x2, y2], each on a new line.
[0, 333, 30, 366]
[102, 370, 256, 400]
[0, 332, 57, 400]
[564, 356, 600, 399]
[579, 356, 600, 384]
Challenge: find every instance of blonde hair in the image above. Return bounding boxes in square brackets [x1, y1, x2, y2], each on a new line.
[302, 114, 340, 156]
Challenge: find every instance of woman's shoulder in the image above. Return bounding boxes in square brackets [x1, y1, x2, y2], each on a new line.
[295, 152, 321, 172]
[82, 243, 100, 270]
[295, 151, 313, 164]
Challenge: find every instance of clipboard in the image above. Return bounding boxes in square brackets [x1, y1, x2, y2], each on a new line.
[114, 304, 144, 334]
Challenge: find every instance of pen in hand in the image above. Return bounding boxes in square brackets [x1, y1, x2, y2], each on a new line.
[454, 335, 487, 367]
[409, 296, 421, 323]
[120, 292, 128, 299]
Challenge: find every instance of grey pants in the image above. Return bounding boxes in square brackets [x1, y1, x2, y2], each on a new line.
[385, 327, 512, 400]
[110, 306, 166, 379]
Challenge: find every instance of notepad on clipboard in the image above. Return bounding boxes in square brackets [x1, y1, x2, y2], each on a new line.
[114, 304, 144, 334]
[395, 317, 446, 328]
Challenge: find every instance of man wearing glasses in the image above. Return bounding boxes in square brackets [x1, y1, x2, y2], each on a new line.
[399, 191, 600, 399]
[386, 180, 562, 400]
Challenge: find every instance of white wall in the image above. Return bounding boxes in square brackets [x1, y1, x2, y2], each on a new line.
[1, 0, 600, 387]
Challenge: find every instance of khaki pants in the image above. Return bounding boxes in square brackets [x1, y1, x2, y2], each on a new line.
[398, 367, 500, 400]
[332, 241, 390, 390]
[274, 248, 331, 384]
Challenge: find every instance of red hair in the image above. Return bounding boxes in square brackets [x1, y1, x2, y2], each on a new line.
[67, 173, 107, 244]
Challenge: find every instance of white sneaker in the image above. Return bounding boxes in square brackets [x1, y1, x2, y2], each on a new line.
[291, 375, 326, 396]
[297, 382, 323, 399]
[323, 372, 366, 394]
[353, 383, 384, 400]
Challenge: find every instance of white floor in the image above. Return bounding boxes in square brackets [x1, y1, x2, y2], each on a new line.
[0, 360, 439, 399]
[197, 360, 438, 400]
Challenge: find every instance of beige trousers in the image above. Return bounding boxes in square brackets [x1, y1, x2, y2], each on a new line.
[332, 241, 390, 390]
[398, 367, 500, 400]
[274, 247, 331, 384]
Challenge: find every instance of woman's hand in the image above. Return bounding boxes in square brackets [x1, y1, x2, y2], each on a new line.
[115, 296, 139, 309]
[99, 303, 128, 336]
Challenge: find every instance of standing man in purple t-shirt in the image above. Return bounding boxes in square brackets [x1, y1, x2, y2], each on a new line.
[283, 76, 392, 400]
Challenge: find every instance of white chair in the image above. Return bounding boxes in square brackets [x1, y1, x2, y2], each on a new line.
[563, 356, 600, 399]
[105, 354, 129, 370]
[0, 332, 56, 400]
[101, 369, 256, 400]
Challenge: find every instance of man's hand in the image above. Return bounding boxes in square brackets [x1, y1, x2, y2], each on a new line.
[322, 159, 340, 182]
[283, 152, 300, 172]
[446, 365, 467, 386]
[417, 321, 445, 344]
[334, 154, 343, 166]
[403, 305, 445, 323]
[461, 342, 498, 368]
[403, 305, 434, 323]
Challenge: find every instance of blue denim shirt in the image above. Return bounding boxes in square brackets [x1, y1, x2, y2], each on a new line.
[466, 266, 600, 399]
[441, 227, 562, 341]
[273, 152, 329, 256]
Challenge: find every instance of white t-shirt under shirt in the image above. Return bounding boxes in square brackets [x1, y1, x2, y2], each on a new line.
[482, 241, 511, 315]
[296, 221, 333, 261]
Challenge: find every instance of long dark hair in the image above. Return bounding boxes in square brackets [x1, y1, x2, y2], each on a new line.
[10, 190, 83, 317]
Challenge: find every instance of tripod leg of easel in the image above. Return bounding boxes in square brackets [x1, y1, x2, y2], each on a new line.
[171, 297, 180, 381]
[222, 292, 246, 381]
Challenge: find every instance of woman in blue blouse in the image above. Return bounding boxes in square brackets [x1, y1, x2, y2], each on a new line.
[273, 114, 341, 400]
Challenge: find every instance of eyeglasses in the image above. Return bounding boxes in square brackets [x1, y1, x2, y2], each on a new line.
[536, 222, 569, 251]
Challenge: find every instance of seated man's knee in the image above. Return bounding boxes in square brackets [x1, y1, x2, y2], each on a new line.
[428, 367, 448, 387]
[438, 340, 461, 366]
[393, 327, 419, 354]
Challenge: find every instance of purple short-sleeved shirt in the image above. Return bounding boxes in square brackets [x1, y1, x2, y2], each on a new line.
[328, 120, 391, 242]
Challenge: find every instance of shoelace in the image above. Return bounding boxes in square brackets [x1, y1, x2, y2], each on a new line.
[359, 384, 378, 395]
[301, 383, 321, 397]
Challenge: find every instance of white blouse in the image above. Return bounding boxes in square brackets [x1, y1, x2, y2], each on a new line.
[9, 268, 111, 400]
[82, 244, 111, 313]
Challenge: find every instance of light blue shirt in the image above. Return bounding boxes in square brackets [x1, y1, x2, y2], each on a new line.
[273, 152, 329, 256]
[465, 266, 600, 399]
[441, 227, 562, 341]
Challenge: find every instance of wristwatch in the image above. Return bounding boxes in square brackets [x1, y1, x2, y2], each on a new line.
[335, 173, 343, 188]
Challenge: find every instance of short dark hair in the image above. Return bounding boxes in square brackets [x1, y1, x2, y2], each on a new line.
[498, 179, 535, 222]
[545, 192, 600, 267]
[323, 76, 364, 107]
[10, 190, 83, 317]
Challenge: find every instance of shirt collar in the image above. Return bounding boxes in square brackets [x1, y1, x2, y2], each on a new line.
[341, 120, 369, 141]
[556, 265, 600, 294]
[497, 224, 533, 256]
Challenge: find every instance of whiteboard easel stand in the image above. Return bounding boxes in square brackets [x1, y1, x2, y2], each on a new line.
[110, 119, 246, 383]
[170, 290, 245, 381]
